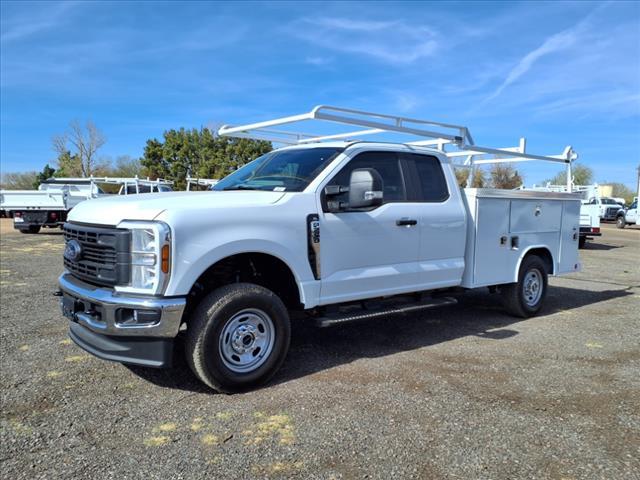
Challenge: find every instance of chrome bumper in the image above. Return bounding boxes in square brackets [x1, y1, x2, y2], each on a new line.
[58, 273, 186, 338]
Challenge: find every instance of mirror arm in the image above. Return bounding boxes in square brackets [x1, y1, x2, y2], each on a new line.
[326, 200, 348, 212]
[324, 185, 349, 196]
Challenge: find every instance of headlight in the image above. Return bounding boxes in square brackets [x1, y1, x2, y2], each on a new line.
[115, 221, 171, 295]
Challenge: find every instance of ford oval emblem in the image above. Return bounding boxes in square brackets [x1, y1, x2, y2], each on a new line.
[64, 239, 83, 262]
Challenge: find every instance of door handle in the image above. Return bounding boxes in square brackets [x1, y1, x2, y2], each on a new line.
[396, 218, 418, 226]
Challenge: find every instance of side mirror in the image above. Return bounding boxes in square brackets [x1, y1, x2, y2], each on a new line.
[348, 168, 383, 209]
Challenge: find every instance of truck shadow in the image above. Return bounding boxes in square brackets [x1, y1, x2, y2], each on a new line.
[582, 242, 622, 251]
[125, 285, 633, 394]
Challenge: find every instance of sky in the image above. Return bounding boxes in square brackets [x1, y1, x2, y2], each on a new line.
[1, 0, 639, 188]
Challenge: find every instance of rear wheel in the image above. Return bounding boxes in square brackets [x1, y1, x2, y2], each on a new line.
[578, 236, 586, 249]
[501, 255, 548, 318]
[185, 283, 291, 393]
[616, 216, 626, 229]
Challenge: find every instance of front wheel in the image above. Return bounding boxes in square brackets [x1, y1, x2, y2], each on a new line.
[616, 216, 626, 229]
[501, 255, 548, 318]
[185, 283, 291, 393]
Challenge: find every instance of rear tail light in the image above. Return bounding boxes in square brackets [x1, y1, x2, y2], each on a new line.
[14, 212, 22, 217]
[50, 212, 58, 220]
[591, 227, 600, 234]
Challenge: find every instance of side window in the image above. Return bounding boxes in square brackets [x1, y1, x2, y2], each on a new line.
[326, 151, 407, 204]
[407, 154, 449, 202]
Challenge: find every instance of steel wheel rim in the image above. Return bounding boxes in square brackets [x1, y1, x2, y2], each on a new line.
[219, 308, 275, 373]
[523, 268, 543, 307]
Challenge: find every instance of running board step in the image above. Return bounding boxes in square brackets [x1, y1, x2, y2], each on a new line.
[315, 296, 457, 328]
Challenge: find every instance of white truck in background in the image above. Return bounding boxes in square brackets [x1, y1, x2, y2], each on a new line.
[57, 106, 582, 393]
[616, 174, 640, 228]
[587, 196, 623, 221]
[616, 199, 639, 228]
[0, 177, 173, 233]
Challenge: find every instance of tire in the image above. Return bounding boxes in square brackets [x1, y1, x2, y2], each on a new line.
[616, 216, 626, 229]
[578, 236, 586, 249]
[20, 226, 41, 234]
[501, 255, 548, 318]
[185, 283, 291, 393]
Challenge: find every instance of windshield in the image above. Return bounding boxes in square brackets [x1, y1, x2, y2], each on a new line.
[213, 147, 343, 192]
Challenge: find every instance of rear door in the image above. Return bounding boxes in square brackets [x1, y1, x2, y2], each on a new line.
[318, 151, 423, 304]
[401, 153, 467, 289]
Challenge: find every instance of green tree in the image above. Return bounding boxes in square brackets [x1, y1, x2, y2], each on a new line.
[140, 128, 271, 189]
[489, 164, 523, 189]
[53, 150, 83, 177]
[33, 164, 56, 188]
[545, 163, 593, 186]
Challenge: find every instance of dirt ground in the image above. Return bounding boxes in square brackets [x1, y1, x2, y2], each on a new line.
[0, 217, 638, 479]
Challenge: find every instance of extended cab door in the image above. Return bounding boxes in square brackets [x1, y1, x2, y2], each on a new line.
[400, 153, 467, 289]
[317, 151, 423, 305]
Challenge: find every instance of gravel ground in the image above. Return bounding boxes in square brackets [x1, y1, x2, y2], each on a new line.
[1, 218, 639, 479]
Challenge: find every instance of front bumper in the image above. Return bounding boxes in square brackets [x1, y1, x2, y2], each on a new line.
[58, 273, 186, 367]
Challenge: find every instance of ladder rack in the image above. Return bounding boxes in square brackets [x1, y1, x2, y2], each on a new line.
[46, 176, 173, 186]
[185, 176, 219, 190]
[218, 105, 578, 190]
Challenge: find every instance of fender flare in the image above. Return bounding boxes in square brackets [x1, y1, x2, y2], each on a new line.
[512, 245, 555, 283]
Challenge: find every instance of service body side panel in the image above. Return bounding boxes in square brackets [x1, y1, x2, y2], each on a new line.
[461, 189, 581, 288]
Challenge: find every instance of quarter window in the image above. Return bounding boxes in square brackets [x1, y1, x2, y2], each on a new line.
[407, 154, 449, 202]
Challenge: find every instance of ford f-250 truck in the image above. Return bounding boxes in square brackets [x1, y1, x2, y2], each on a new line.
[58, 106, 581, 392]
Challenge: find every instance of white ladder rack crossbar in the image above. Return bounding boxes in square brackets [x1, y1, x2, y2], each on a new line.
[48, 176, 174, 185]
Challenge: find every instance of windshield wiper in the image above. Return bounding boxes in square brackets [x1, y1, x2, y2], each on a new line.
[223, 185, 260, 191]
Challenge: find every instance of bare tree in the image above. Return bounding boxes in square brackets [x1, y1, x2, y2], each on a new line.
[52, 120, 106, 177]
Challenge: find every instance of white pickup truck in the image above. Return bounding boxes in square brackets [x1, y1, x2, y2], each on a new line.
[1, 177, 173, 233]
[57, 106, 581, 392]
[586, 196, 623, 221]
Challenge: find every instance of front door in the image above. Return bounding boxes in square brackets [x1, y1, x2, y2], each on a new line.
[318, 151, 423, 305]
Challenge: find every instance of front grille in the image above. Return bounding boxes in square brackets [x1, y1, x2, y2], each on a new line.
[63, 223, 131, 286]
[606, 207, 618, 217]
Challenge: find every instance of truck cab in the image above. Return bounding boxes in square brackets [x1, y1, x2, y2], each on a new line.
[616, 199, 638, 228]
[588, 196, 623, 221]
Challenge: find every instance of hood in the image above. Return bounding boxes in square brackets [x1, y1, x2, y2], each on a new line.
[67, 191, 286, 226]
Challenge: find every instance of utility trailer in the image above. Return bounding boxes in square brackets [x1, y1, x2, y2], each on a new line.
[1, 177, 173, 233]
